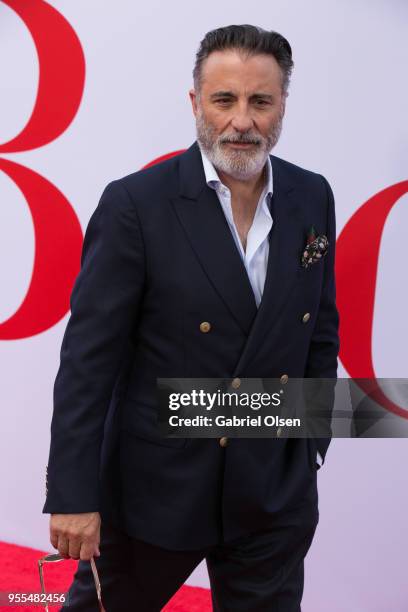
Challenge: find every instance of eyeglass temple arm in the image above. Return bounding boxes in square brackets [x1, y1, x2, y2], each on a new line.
[38, 555, 105, 612]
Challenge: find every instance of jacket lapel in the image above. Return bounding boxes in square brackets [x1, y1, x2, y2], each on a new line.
[171, 142, 258, 335]
[232, 157, 303, 375]
[171, 142, 303, 364]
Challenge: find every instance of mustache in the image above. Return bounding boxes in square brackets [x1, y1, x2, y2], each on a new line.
[219, 134, 263, 145]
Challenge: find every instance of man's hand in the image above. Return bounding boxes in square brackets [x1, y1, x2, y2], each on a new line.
[50, 512, 101, 561]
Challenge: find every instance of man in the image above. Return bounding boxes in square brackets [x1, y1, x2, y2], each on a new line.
[43, 25, 339, 611]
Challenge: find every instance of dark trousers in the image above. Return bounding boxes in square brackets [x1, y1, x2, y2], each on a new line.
[62, 510, 318, 612]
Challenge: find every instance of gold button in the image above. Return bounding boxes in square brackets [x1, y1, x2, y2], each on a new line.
[199, 321, 211, 333]
[277, 426, 282, 437]
[280, 374, 289, 384]
[231, 378, 241, 389]
[219, 436, 228, 448]
[302, 312, 311, 323]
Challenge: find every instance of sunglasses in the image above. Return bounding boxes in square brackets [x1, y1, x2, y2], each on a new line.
[37, 553, 106, 612]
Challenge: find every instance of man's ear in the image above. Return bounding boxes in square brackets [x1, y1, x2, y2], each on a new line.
[189, 88, 199, 117]
[280, 92, 288, 117]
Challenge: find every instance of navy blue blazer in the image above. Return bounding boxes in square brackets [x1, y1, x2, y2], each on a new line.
[43, 141, 339, 550]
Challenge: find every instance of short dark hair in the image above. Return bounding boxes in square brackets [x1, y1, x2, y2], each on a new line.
[193, 24, 294, 95]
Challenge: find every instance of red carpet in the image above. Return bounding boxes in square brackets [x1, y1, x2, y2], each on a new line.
[0, 541, 211, 611]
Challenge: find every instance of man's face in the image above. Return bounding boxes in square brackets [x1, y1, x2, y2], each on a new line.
[190, 49, 286, 180]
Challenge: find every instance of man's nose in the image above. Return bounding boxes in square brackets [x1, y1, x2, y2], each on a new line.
[230, 107, 254, 133]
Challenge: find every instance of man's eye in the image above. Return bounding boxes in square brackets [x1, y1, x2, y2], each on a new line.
[254, 100, 269, 106]
[215, 99, 232, 104]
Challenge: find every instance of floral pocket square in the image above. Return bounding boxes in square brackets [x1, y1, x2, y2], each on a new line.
[301, 225, 329, 269]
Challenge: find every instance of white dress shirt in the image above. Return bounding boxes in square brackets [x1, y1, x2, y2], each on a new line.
[200, 148, 273, 307]
[199, 147, 323, 468]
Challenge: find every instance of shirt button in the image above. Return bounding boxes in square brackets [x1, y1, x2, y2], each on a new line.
[280, 374, 289, 385]
[199, 321, 211, 333]
[302, 312, 311, 323]
[219, 436, 228, 448]
[231, 378, 241, 389]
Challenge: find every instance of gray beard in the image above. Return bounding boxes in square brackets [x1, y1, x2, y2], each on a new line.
[196, 111, 283, 180]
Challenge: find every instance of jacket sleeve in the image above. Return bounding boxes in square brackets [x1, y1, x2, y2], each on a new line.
[42, 179, 145, 513]
[304, 176, 340, 465]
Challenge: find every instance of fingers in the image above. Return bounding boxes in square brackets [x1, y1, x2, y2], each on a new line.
[50, 531, 59, 551]
[57, 534, 70, 559]
[49, 514, 101, 561]
[68, 536, 82, 560]
[55, 533, 99, 561]
[79, 539, 99, 561]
